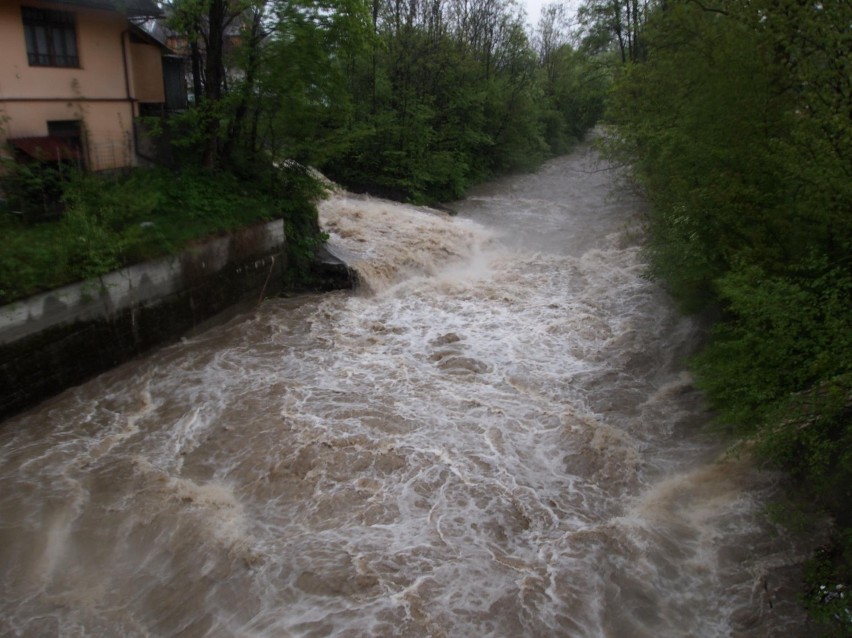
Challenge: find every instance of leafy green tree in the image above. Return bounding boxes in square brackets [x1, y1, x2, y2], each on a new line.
[535, 3, 607, 153]
[160, 0, 607, 203]
[605, 2, 852, 627]
[578, 0, 646, 62]
[166, 0, 266, 168]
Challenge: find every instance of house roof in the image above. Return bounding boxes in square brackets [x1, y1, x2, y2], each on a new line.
[129, 22, 171, 51]
[44, 0, 164, 18]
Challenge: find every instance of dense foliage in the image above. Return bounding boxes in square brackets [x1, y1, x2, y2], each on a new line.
[603, 0, 851, 630]
[162, 0, 607, 203]
[319, 0, 606, 201]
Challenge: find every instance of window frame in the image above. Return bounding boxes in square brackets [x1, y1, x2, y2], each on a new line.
[21, 6, 80, 68]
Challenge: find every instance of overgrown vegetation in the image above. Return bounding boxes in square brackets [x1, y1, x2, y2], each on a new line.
[317, 0, 607, 202]
[599, 0, 851, 632]
[159, 0, 607, 204]
[0, 163, 323, 305]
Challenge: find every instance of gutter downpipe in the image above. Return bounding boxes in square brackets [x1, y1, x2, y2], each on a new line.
[120, 28, 146, 167]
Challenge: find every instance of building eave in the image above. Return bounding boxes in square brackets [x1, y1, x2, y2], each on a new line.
[40, 0, 164, 18]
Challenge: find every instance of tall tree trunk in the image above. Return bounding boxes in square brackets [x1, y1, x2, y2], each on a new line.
[224, 7, 263, 164]
[612, 0, 626, 64]
[631, 0, 641, 61]
[190, 39, 203, 103]
[372, 0, 379, 113]
[203, 0, 226, 168]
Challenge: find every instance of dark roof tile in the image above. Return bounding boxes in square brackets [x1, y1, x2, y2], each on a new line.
[44, 0, 163, 18]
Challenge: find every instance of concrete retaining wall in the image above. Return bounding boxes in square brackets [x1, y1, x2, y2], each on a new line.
[0, 220, 289, 421]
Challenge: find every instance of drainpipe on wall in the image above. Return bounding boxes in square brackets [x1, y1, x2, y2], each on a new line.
[120, 28, 143, 167]
[122, 28, 163, 165]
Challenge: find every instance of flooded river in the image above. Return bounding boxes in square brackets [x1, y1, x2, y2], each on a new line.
[0, 141, 813, 636]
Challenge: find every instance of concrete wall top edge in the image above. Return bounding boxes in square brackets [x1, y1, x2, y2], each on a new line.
[0, 219, 285, 345]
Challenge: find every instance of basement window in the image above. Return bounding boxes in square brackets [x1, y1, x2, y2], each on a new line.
[22, 6, 79, 68]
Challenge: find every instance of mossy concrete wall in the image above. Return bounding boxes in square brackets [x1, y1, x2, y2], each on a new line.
[0, 221, 289, 422]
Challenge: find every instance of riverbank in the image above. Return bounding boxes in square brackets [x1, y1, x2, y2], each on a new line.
[0, 223, 352, 422]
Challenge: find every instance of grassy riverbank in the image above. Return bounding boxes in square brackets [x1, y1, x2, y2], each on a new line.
[0, 165, 324, 306]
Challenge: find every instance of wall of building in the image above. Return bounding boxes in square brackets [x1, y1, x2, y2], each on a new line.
[0, 0, 163, 170]
[0, 1, 128, 101]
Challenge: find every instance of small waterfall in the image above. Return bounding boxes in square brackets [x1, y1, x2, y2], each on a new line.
[319, 193, 495, 295]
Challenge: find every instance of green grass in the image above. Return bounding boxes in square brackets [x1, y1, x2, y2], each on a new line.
[0, 165, 319, 305]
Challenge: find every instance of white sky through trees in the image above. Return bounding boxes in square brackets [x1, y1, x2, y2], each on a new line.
[521, 0, 581, 29]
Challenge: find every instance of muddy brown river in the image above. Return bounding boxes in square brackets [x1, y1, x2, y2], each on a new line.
[0, 141, 814, 636]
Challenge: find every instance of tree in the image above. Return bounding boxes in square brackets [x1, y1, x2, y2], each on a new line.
[578, 0, 647, 62]
[160, 0, 607, 202]
[534, 3, 606, 152]
[606, 3, 852, 626]
[166, 0, 263, 168]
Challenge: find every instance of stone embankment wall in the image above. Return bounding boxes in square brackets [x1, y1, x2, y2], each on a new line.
[0, 221, 352, 422]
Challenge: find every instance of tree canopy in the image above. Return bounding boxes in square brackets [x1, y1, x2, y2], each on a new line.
[158, 0, 608, 201]
[600, 0, 852, 628]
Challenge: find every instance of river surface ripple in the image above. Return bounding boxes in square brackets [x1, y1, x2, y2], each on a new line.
[0, 142, 814, 637]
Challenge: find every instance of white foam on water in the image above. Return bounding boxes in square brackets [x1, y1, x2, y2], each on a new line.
[0, 146, 819, 637]
[320, 194, 496, 295]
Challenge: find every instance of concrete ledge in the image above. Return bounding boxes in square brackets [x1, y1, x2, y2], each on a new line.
[309, 245, 359, 291]
[1, 221, 285, 345]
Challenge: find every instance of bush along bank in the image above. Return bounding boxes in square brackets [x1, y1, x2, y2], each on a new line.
[604, 1, 852, 633]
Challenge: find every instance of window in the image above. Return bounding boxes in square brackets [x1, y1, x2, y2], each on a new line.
[22, 7, 79, 68]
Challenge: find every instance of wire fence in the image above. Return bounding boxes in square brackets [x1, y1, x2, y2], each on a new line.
[84, 129, 134, 172]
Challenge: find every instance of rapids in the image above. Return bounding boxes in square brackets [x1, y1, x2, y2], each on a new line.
[0, 141, 815, 637]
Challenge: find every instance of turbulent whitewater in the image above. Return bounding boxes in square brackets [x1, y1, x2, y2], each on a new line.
[0, 142, 813, 637]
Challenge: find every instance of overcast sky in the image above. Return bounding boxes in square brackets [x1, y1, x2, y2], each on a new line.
[520, 0, 582, 30]
[522, 0, 544, 26]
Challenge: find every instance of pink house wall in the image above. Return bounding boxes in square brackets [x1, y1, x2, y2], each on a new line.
[0, 0, 164, 170]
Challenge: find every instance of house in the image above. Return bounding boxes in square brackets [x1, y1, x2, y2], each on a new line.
[0, 0, 187, 172]
[153, 8, 249, 106]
